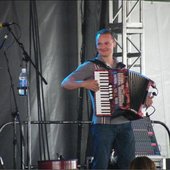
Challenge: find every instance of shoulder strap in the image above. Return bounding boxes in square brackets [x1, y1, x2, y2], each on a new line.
[116, 62, 126, 69]
[88, 59, 111, 70]
[88, 58, 126, 70]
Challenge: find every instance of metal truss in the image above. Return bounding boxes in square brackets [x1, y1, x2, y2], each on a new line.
[109, 0, 144, 73]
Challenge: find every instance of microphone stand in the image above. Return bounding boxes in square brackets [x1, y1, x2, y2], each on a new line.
[1, 34, 25, 169]
[0, 34, 18, 169]
[6, 26, 47, 85]
[6, 26, 47, 170]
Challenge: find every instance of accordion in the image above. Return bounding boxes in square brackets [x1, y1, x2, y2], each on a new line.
[94, 69, 155, 120]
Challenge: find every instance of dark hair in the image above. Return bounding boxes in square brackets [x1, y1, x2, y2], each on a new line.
[130, 156, 156, 170]
[95, 28, 115, 42]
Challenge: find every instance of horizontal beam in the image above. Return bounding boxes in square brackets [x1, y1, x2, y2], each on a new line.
[144, 0, 170, 2]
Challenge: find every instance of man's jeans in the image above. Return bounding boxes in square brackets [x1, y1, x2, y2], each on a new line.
[91, 122, 135, 169]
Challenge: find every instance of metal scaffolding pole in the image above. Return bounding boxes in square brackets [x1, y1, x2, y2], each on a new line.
[109, 0, 144, 73]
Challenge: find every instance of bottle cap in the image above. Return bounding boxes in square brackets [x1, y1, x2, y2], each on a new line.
[22, 68, 26, 73]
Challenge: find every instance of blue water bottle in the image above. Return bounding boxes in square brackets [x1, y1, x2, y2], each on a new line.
[18, 68, 27, 96]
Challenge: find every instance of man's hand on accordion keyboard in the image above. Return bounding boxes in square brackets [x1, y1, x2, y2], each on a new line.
[82, 80, 99, 92]
[145, 95, 153, 108]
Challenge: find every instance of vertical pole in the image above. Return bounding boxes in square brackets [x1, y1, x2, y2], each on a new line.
[21, 124, 25, 170]
[122, 0, 127, 65]
[27, 78, 32, 170]
[13, 116, 17, 169]
[140, 0, 145, 74]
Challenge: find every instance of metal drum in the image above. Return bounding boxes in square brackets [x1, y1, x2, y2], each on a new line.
[38, 159, 78, 169]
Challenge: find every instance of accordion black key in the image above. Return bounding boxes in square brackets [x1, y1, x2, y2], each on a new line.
[94, 69, 155, 120]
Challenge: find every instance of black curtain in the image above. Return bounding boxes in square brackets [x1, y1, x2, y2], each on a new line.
[77, 0, 110, 166]
[0, 0, 109, 169]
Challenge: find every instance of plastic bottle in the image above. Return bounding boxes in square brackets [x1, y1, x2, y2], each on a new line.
[18, 68, 28, 96]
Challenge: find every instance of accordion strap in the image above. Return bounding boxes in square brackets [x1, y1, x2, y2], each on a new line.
[88, 59, 111, 70]
[88, 58, 126, 70]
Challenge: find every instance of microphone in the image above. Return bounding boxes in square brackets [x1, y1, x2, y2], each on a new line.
[0, 22, 13, 28]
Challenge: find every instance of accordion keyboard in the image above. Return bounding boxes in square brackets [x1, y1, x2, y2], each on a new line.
[94, 70, 112, 116]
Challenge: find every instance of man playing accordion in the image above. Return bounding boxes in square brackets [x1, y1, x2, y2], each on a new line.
[61, 28, 153, 169]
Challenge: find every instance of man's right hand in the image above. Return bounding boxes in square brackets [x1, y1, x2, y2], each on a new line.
[82, 80, 99, 92]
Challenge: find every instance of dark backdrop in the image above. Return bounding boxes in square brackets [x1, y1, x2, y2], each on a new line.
[0, 0, 109, 169]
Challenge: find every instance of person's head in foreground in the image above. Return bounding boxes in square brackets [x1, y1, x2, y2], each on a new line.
[129, 156, 156, 170]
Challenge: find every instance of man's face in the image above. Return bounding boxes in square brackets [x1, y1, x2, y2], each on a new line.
[96, 33, 116, 57]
